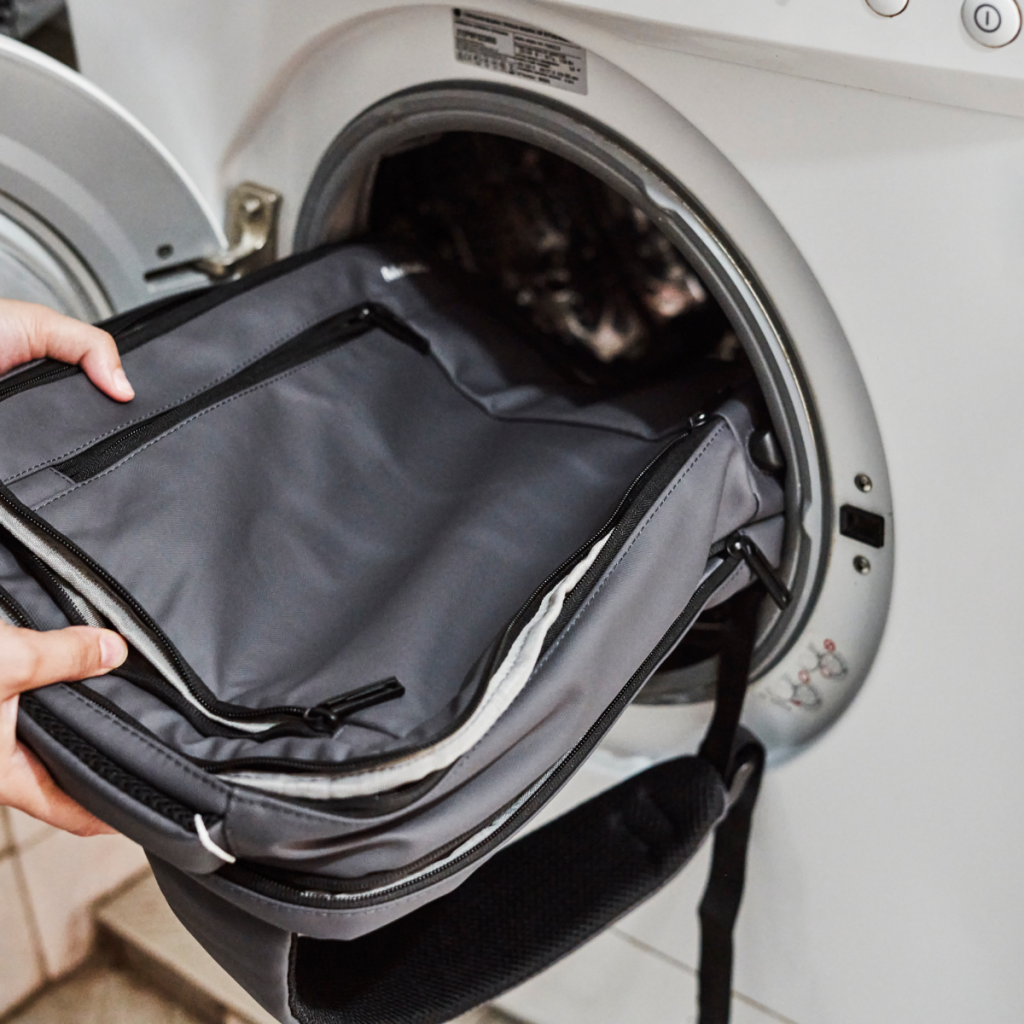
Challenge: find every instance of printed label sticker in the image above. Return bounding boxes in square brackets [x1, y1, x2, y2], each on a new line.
[453, 8, 587, 95]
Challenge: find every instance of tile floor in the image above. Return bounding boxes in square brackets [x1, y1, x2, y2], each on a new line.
[0, 961, 512, 1024]
[0, 807, 149, 1015]
[0, 855, 43, 1014]
[0, 848, 517, 1024]
[1, 964, 203, 1024]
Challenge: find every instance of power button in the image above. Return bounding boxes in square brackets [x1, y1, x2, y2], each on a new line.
[962, 0, 1021, 46]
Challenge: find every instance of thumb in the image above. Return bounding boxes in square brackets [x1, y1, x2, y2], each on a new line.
[0, 624, 128, 700]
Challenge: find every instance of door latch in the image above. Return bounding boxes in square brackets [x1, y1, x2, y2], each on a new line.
[195, 182, 281, 279]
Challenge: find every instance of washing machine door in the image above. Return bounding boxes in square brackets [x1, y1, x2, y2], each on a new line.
[0, 35, 223, 320]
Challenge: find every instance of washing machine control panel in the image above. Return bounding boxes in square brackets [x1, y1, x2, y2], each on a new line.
[961, 0, 1022, 46]
[865, 0, 908, 17]
[548, 0, 1024, 117]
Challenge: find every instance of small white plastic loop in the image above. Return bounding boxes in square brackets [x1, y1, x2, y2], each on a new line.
[194, 813, 237, 864]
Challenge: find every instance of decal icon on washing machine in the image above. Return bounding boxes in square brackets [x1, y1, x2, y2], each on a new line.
[766, 640, 849, 711]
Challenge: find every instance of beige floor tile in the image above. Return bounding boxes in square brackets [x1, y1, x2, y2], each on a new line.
[0, 854, 45, 1015]
[17, 829, 148, 976]
[96, 874, 516, 1024]
[5, 808, 57, 852]
[4, 964, 204, 1024]
[0, 809, 11, 855]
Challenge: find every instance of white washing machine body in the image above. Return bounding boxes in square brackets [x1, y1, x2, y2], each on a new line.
[0, 33, 223, 316]
[7, 2, 1024, 1021]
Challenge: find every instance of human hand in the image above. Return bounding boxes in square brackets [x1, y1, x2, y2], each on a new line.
[0, 299, 134, 835]
[0, 625, 128, 836]
[0, 299, 134, 401]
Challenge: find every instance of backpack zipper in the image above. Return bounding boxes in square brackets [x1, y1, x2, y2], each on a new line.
[0, 481, 407, 737]
[53, 303, 425, 483]
[187, 426, 711, 776]
[0, 325, 739, 764]
[216, 542, 752, 907]
[0, 245, 345, 407]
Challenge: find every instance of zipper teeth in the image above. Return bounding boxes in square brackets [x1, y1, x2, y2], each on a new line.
[484, 428, 700, 677]
[18, 695, 198, 833]
[0, 365, 76, 403]
[0, 581, 35, 629]
[0, 304, 391, 726]
[55, 306, 377, 483]
[222, 551, 743, 906]
[198, 430, 704, 776]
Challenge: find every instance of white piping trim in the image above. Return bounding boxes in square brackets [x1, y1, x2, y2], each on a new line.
[220, 532, 613, 800]
[53, 580, 105, 628]
[0, 504, 274, 734]
[194, 814, 236, 864]
[0, 499, 612, 795]
[292, 761, 563, 905]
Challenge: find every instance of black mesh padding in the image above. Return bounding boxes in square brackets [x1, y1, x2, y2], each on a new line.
[290, 755, 726, 1024]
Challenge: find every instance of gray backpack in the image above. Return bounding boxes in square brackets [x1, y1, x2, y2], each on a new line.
[1, 244, 788, 1024]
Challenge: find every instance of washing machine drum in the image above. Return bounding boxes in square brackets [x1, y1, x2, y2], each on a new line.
[3, 244, 785, 1024]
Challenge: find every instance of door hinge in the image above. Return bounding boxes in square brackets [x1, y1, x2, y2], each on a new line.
[195, 182, 281, 279]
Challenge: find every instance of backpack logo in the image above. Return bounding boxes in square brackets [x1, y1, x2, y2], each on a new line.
[380, 262, 430, 282]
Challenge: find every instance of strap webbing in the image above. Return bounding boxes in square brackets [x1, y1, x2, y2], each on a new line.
[697, 586, 761, 777]
[696, 587, 767, 1024]
[697, 733, 765, 1024]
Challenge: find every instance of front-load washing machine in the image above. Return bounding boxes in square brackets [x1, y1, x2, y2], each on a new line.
[0, 2, 1020, 1022]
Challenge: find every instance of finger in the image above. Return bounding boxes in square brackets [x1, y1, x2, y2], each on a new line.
[0, 300, 133, 401]
[0, 624, 128, 700]
[1, 698, 115, 835]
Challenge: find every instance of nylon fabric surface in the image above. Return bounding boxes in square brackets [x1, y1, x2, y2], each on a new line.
[24, 318, 673, 765]
[5, 242, 782, 894]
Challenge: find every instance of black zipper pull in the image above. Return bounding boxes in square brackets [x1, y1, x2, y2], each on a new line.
[360, 304, 431, 353]
[301, 677, 406, 735]
[724, 534, 792, 610]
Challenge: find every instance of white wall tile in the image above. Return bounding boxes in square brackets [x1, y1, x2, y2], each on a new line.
[494, 928, 789, 1024]
[17, 830, 148, 976]
[0, 854, 45, 1015]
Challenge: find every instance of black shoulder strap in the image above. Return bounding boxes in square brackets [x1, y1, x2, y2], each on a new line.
[697, 586, 767, 1024]
[698, 729, 765, 1024]
[288, 588, 768, 1024]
